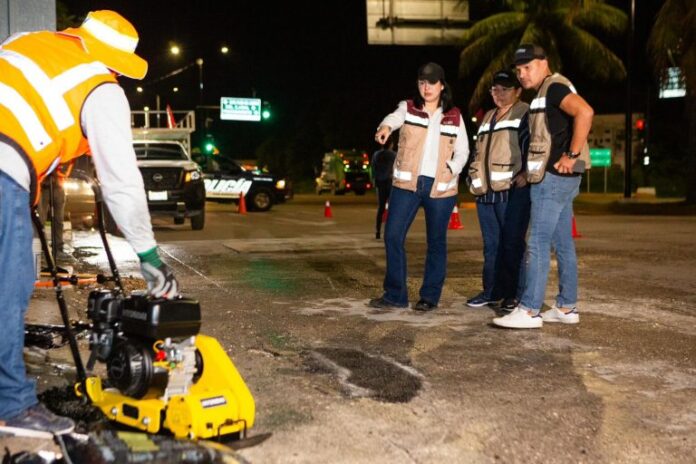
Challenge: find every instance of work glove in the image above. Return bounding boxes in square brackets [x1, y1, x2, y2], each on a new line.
[138, 247, 180, 299]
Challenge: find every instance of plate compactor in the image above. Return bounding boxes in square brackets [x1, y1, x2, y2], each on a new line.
[33, 172, 255, 440]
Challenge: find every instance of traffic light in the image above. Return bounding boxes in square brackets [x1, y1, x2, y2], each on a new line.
[634, 117, 646, 145]
[261, 101, 272, 120]
[203, 137, 219, 155]
[635, 118, 645, 132]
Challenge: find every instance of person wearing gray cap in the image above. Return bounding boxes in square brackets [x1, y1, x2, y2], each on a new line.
[369, 62, 469, 312]
[493, 44, 594, 329]
[467, 70, 530, 311]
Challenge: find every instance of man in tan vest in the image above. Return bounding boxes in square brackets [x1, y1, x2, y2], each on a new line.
[493, 44, 594, 329]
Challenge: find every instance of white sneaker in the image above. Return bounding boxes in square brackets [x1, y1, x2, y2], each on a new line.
[542, 306, 580, 324]
[492, 308, 543, 329]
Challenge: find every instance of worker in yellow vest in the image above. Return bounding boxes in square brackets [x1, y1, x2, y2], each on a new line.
[0, 11, 179, 435]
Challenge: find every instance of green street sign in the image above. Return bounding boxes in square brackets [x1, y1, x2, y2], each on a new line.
[590, 148, 611, 168]
[220, 97, 262, 122]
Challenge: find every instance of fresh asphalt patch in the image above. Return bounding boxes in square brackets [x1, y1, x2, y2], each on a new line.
[305, 348, 422, 403]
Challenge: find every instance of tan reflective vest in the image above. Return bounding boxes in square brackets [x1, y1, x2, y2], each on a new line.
[0, 31, 117, 203]
[469, 101, 528, 195]
[526, 73, 590, 183]
[393, 100, 462, 198]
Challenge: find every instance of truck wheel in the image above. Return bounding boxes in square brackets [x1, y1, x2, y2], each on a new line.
[191, 210, 205, 230]
[250, 189, 273, 212]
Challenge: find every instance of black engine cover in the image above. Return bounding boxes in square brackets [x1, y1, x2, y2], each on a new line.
[120, 294, 201, 340]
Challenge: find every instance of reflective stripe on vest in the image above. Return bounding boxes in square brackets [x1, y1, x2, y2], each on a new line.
[394, 168, 412, 181]
[53, 61, 112, 94]
[490, 170, 513, 181]
[477, 123, 490, 134]
[436, 178, 458, 192]
[0, 82, 52, 151]
[440, 124, 458, 136]
[404, 112, 429, 128]
[0, 50, 74, 130]
[530, 97, 546, 111]
[477, 118, 521, 134]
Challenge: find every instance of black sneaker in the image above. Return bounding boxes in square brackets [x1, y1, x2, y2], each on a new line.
[2, 403, 75, 436]
[368, 297, 406, 309]
[500, 298, 519, 311]
[466, 293, 499, 308]
[414, 299, 437, 311]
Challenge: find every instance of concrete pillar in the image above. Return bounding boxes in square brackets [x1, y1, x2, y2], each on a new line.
[1, 0, 56, 41]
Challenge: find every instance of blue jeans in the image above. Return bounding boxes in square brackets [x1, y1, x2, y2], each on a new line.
[382, 176, 457, 306]
[476, 186, 530, 300]
[0, 171, 38, 419]
[520, 173, 581, 313]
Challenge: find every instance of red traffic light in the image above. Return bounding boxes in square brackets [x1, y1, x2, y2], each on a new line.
[635, 118, 645, 131]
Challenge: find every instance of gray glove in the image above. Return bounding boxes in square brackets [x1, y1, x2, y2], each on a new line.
[138, 247, 180, 299]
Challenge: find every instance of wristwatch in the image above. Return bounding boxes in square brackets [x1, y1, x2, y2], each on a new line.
[564, 151, 580, 159]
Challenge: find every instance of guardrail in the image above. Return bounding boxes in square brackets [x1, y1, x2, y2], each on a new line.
[130, 110, 196, 132]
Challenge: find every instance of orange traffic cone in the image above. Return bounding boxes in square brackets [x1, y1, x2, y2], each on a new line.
[448, 204, 463, 230]
[382, 201, 389, 222]
[324, 200, 333, 218]
[571, 215, 582, 238]
[238, 192, 248, 215]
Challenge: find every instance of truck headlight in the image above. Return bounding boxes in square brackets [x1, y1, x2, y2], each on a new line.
[275, 179, 286, 189]
[185, 170, 201, 182]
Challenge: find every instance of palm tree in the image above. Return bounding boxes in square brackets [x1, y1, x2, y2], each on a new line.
[647, 0, 696, 203]
[458, 0, 627, 113]
[56, 1, 81, 30]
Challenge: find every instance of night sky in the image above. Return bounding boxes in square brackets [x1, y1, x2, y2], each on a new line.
[59, 1, 665, 173]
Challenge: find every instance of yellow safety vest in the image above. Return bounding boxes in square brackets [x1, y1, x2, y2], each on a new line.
[0, 31, 117, 203]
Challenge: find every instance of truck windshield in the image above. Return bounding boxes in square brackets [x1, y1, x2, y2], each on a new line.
[134, 143, 188, 160]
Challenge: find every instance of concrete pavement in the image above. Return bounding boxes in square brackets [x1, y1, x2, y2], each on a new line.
[18, 194, 696, 463]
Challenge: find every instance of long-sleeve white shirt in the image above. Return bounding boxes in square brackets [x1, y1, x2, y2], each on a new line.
[380, 100, 470, 177]
[0, 83, 156, 254]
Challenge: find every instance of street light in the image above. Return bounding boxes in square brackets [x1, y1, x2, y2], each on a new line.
[170, 45, 181, 56]
[196, 58, 204, 104]
[221, 45, 229, 54]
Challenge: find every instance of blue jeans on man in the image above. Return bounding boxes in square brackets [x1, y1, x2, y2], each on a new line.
[476, 186, 530, 302]
[381, 176, 457, 307]
[0, 171, 38, 420]
[519, 173, 581, 313]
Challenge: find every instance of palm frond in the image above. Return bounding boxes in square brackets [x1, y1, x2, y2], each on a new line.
[647, 0, 689, 73]
[468, 42, 520, 113]
[462, 12, 526, 45]
[648, 0, 696, 89]
[459, 28, 523, 78]
[571, 3, 628, 37]
[559, 24, 626, 81]
[522, 22, 564, 72]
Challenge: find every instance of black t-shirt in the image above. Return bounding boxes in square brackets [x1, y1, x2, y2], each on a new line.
[545, 83, 579, 177]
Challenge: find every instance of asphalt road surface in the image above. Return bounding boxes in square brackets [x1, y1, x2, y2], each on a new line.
[24, 193, 696, 463]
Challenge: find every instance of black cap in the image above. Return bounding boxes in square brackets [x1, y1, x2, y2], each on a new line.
[513, 44, 547, 65]
[492, 70, 521, 88]
[418, 62, 445, 84]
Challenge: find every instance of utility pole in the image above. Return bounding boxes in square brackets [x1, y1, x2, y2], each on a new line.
[624, 0, 635, 199]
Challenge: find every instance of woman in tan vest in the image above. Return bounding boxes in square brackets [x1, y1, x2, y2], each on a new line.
[466, 70, 531, 311]
[369, 63, 469, 311]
